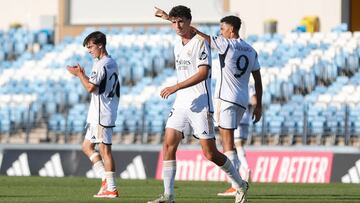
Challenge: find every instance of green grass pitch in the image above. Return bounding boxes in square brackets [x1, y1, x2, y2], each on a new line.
[0, 176, 359, 202]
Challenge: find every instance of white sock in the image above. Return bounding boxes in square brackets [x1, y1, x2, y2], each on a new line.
[220, 158, 243, 190]
[105, 171, 116, 191]
[236, 147, 249, 170]
[163, 160, 176, 196]
[93, 160, 105, 181]
[224, 150, 240, 172]
[224, 151, 240, 188]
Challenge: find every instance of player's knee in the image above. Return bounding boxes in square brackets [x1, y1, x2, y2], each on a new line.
[164, 147, 176, 157]
[163, 145, 177, 160]
[163, 143, 176, 153]
[82, 142, 92, 155]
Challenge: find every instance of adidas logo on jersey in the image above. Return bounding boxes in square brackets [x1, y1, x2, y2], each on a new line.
[341, 159, 360, 183]
[7, 153, 31, 176]
[38, 153, 64, 177]
[120, 155, 146, 179]
[202, 131, 207, 135]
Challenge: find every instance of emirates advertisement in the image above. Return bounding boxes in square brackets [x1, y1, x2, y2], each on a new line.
[248, 151, 333, 183]
[155, 150, 333, 183]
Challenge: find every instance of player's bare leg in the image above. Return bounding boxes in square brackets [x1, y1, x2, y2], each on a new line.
[93, 143, 118, 198]
[82, 140, 107, 196]
[219, 127, 240, 172]
[148, 128, 181, 203]
[219, 127, 236, 152]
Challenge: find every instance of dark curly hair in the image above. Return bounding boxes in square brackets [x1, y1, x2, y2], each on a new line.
[221, 16, 242, 32]
[169, 5, 192, 21]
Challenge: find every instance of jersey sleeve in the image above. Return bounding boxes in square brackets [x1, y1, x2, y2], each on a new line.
[210, 35, 229, 54]
[196, 39, 212, 68]
[89, 63, 106, 86]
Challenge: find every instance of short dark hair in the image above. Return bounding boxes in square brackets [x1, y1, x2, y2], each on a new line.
[83, 31, 106, 47]
[169, 5, 192, 21]
[221, 16, 242, 32]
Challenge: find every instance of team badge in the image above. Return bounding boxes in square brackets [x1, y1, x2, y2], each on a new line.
[199, 51, 207, 60]
[90, 71, 97, 79]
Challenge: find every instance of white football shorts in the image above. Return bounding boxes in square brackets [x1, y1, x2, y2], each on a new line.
[215, 99, 246, 129]
[165, 108, 215, 139]
[85, 123, 113, 144]
[234, 123, 250, 140]
[240, 107, 252, 125]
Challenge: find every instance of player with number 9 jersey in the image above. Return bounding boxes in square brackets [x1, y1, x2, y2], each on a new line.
[192, 16, 262, 201]
[212, 35, 260, 109]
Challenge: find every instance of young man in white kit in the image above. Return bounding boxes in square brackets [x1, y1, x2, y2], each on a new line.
[191, 16, 263, 197]
[150, 6, 248, 203]
[67, 31, 120, 198]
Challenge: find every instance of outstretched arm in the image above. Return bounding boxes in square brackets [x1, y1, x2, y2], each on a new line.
[154, 7, 170, 21]
[191, 26, 211, 46]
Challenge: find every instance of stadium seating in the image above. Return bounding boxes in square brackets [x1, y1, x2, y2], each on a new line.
[0, 28, 53, 65]
[0, 25, 359, 146]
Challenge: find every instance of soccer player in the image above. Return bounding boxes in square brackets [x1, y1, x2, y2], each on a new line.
[150, 6, 248, 203]
[192, 16, 263, 197]
[66, 31, 120, 198]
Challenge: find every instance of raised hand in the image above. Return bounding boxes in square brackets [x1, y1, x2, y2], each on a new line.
[154, 6, 169, 20]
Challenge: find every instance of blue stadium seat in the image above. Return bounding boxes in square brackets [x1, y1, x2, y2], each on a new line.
[48, 114, 66, 133]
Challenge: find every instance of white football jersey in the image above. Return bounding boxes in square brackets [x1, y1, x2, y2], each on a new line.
[211, 35, 260, 108]
[172, 35, 213, 112]
[87, 55, 120, 127]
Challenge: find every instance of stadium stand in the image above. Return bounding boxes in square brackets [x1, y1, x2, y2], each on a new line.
[0, 25, 359, 147]
[0, 28, 53, 62]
